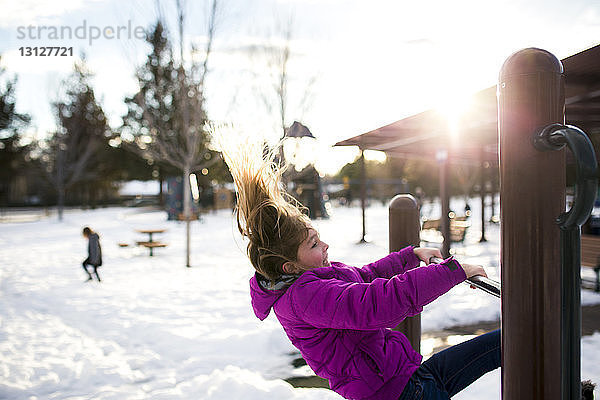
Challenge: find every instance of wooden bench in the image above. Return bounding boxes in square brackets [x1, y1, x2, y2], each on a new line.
[449, 220, 469, 243]
[581, 234, 600, 292]
[422, 219, 441, 231]
[136, 241, 168, 256]
[421, 218, 469, 243]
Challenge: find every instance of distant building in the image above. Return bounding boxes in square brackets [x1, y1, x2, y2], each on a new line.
[213, 185, 235, 210]
[165, 176, 198, 220]
[118, 180, 160, 207]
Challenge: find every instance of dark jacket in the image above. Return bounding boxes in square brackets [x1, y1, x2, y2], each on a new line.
[88, 233, 102, 266]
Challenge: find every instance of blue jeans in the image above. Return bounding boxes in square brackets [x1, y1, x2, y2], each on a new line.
[399, 329, 501, 400]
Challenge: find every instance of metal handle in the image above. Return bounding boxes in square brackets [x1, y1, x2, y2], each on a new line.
[534, 123, 598, 229]
[429, 256, 501, 298]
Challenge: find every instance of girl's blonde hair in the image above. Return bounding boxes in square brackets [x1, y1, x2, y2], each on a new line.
[222, 141, 311, 281]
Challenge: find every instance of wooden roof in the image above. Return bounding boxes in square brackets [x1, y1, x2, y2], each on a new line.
[335, 44, 600, 164]
[564, 45, 600, 133]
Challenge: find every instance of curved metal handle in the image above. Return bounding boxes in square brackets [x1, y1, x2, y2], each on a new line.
[534, 123, 598, 229]
[429, 257, 501, 298]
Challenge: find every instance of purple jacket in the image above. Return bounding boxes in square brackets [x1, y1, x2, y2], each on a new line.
[249, 246, 466, 400]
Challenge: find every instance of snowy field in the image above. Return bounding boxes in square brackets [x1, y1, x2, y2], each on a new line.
[1, 200, 599, 399]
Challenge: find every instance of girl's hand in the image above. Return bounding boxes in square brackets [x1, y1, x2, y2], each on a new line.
[413, 247, 443, 264]
[413, 248, 487, 280]
[461, 263, 488, 279]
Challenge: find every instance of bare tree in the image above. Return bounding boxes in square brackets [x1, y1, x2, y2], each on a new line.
[121, 0, 221, 267]
[253, 15, 317, 173]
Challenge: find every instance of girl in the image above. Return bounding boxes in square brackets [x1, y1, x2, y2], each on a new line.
[82, 226, 102, 282]
[223, 143, 500, 400]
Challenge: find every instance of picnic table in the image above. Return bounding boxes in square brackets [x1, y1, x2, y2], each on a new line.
[581, 234, 600, 291]
[135, 229, 167, 256]
[421, 216, 470, 243]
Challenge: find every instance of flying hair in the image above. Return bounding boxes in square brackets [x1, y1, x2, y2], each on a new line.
[221, 139, 311, 281]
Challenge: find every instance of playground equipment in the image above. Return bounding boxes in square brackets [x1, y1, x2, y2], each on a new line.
[390, 48, 597, 400]
[428, 256, 500, 298]
[499, 47, 597, 400]
[389, 195, 422, 352]
[389, 195, 501, 353]
[534, 123, 597, 400]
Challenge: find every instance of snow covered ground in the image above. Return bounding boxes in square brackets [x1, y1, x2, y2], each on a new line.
[0, 200, 598, 399]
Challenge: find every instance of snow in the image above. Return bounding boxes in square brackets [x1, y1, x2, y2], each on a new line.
[0, 201, 598, 399]
[118, 180, 161, 196]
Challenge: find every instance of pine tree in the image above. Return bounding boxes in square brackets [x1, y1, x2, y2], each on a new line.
[42, 61, 110, 219]
[0, 58, 31, 206]
[121, 2, 222, 267]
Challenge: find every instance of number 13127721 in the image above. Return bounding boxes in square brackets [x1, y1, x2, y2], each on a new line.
[19, 47, 73, 56]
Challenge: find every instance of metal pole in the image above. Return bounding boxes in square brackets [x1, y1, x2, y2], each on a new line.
[438, 151, 451, 257]
[490, 170, 496, 223]
[561, 227, 581, 400]
[359, 149, 367, 243]
[534, 124, 597, 400]
[498, 48, 565, 400]
[480, 151, 487, 242]
[389, 194, 421, 352]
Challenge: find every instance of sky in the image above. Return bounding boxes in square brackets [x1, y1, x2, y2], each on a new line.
[0, 0, 599, 175]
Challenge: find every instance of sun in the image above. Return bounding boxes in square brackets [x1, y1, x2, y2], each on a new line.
[435, 90, 473, 146]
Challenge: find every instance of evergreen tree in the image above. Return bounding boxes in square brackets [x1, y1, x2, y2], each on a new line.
[42, 61, 110, 219]
[121, 3, 222, 267]
[120, 21, 181, 182]
[121, 19, 220, 187]
[0, 58, 31, 206]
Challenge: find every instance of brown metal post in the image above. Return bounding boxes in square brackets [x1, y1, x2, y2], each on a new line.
[437, 150, 451, 257]
[490, 181, 496, 222]
[498, 48, 565, 400]
[490, 165, 497, 223]
[389, 194, 421, 352]
[480, 160, 488, 242]
[359, 148, 367, 243]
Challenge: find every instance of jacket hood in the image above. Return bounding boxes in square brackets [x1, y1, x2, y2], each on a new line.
[249, 273, 299, 320]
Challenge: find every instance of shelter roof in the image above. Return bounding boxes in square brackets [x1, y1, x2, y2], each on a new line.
[335, 44, 600, 164]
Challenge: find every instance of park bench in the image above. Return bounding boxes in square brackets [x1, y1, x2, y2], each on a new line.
[422, 218, 441, 231]
[134, 228, 168, 256]
[136, 241, 168, 256]
[581, 234, 600, 292]
[421, 217, 469, 243]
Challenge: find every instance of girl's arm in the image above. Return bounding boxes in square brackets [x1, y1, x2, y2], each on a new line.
[291, 258, 466, 330]
[357, 246, 421, 281]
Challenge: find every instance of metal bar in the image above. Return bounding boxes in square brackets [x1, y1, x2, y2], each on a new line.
[359, 149, 367, 243]
[429, 257, 501, 298]
[468, 275, 501, 298]
[534, 123, 598, 400]
[560, 228, 582, 400]
[480, 149, 487, 242]
[437, 150, 451, 257]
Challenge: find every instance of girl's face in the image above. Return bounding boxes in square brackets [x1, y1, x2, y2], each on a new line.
[286, 228, 329, 273]
[297, 228, 330, 268]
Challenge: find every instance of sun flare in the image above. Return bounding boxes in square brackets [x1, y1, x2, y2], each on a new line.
[436, 92, 473, 145]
